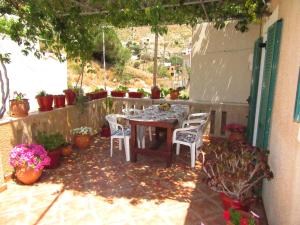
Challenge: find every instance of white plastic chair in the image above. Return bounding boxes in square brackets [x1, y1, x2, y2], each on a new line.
[122, 108, 146, 148]
[105, 114, 130, 161]
[187, 112, 210, 121]
[172, 119, 206, 167]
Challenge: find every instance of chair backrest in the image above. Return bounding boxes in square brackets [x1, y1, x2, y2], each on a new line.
[188, 112, 210, 121]
[122, 108, 142, 116]
[105, 114, 121, 134]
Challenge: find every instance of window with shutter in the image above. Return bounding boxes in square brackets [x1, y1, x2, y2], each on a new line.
[246, 37, 262, 144]
[256, 20, 283, 149]
[294, 69, 300, 122]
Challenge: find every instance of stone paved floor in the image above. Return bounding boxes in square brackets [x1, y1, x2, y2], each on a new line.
[0, 136, 267, 225]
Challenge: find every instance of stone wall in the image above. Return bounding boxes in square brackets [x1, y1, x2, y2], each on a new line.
[0, 99, 106, 174]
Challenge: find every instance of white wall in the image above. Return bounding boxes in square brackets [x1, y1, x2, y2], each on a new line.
[191, 21, 260, 104]
[0, 37, 67, 113]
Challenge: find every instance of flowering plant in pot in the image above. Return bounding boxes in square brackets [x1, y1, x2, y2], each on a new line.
[36, 90, 53, 111]
[223, 208, 259, 225]
[72, 126, 92, 149]
[53, 94, 66, 108]
[225, 124, 246, 142]
[111, 85, 128, 97]
[200, 141, 273, 211]
[9, 92, 30, 117]
[9, 144, 50, 184]
[36, 132, 65, 169]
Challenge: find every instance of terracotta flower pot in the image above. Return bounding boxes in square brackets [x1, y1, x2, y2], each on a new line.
[111, 91, 126, 97]
[15, 167, 43, 185]
[64, 89, 76, 105]
[86, 92, 96, 101]
[36, 95, 53, 111]
[61, 145, 72, 156]
[9, 99, 30, 117]
[128, 92, 144, 98]
[220, 193, 249, 211]
[46, 149, 62, 169]
[170, 90, 179, 100]
[228, 132, 245, 143]
[74, 134, 92, 149]
[53, 95, 65, 108]
[151, 86, 161, 99]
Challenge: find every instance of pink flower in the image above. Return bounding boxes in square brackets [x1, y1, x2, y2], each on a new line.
[9, 144, 50, 171]
[223, 210, 230, 221]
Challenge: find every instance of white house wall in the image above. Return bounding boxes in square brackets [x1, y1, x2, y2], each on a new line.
[190, 21, 260, 104]
[0, 37, 67, 113]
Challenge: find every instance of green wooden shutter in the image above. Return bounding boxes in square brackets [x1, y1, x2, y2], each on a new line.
[256, 20, 283, 149]
[246, 37, 262, 143]
[294, 70, 300, 122]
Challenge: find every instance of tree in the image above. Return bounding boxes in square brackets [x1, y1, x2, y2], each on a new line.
[0, 0, 268, 116]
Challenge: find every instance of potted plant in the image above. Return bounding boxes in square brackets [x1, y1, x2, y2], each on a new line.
[95, 87, 108, 99]
[169, 88, 180, 100]
[63, 88, 76, 105]
[53, 94, 66, 108]
[72, 126, 92, 149]
[9, 92, 30, 117]
[160, 87, 170, 99]
[225, 124, 246, 142]
[151, 86, 161, 99]
[128, 88, 144, 98]
[9, 144, 50, 184]
[111, 85, 128, 97]
[100, 122, 111, 137]
[61, 142, 73, 157]
[36, 90, 53, 111]
[200, 141, 273, 211]
[224, 208, 259, 225]
[137, 88, 150, 98]
[36, 132, 65, 169]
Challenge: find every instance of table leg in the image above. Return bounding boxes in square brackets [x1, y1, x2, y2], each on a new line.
[166, 127, 173, 167]
[131, 124, 137, 162]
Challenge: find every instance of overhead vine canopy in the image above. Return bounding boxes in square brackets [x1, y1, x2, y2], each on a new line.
[0, 0, 268, 61]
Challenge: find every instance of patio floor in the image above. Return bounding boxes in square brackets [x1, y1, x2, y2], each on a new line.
[0, 136, 267, 225]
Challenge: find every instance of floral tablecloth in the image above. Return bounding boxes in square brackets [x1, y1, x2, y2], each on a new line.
[127, 104, 189, 125]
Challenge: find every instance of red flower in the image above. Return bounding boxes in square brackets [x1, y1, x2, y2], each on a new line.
[240, 217, 249, 225]
[225, 124, 246, 133]
[223, 210, 230, 221]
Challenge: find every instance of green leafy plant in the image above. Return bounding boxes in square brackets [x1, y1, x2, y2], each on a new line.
[179, 90, 189, 100]
[36, 90, 47, 97]
[160, 87, 170, 98]
[115, 85, 129, 92]
[223, 208, 257, 225]
[36, 132, 65, 152]
[13, 92, 25, 101]
[94, 87, 105, 92]
[137, 88, 150, 97]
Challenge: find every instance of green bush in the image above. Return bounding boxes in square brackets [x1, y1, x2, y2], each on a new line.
[133, 61, 140, 68]
[36, 132, 65, 152]
[169, 55, 183, 66]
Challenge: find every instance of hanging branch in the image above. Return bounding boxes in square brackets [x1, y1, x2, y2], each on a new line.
[0, 55, 10, 119]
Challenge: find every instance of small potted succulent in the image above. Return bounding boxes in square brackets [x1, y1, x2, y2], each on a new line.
[53, 94, 66, 108]
[111, 85, 128, 97]
[9, 92, 30, 117]
[36, 132, 65, 169]
[61, 142, 73, 157]
[200, 141, 273, 211]
[72, 126, 92, 150]
[151, 86, 161, 99]
[225, 124, 246, 142]
[169, 88, 180, 100]
[63, 88, 76, 105]
[223, 208, 259, 225]
[9, 144, 50, 184]
[36, 90, 53, 111]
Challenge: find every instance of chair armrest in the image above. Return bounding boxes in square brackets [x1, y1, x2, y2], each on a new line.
[182, 119, 205, 128]
[187, 112, 209, 120]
